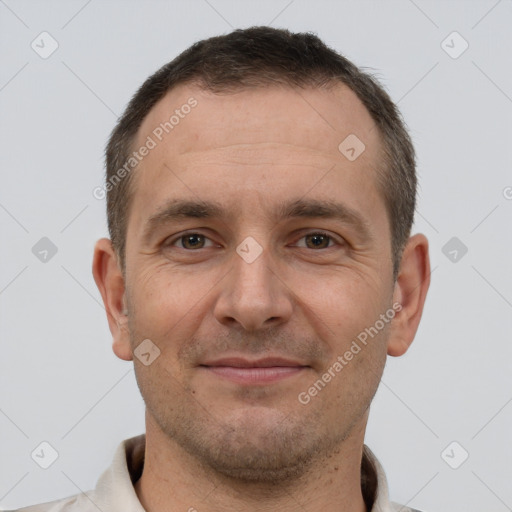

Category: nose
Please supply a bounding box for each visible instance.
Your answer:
[212,241,293,332]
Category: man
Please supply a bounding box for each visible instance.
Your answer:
[14,26,430,512]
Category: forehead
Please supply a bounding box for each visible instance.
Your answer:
[135,82,380,159]
[128,82,384,230]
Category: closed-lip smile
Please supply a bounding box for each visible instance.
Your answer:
[200,356,310,385]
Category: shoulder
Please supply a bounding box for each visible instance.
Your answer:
[390,502,427,512]
[4,434,144,512]
[4,492,98,512]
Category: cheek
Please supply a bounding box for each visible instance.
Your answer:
[130,266,191,340]
[132,262,223,354]
[319,275,391,404]
[295,267,389,353]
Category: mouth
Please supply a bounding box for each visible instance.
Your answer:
[199,357,310,385]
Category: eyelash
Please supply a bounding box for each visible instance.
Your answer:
[165,231,343,250]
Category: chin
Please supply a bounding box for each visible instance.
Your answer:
[170,407,337,484]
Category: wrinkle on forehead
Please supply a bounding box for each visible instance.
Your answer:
[134,83,381,160]
[173,142,340,169]
[128,84,385,235]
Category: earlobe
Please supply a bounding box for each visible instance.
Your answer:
[92,238,133,361]
[387,233,431,357]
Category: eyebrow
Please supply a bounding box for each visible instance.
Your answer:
[142,197,373,243]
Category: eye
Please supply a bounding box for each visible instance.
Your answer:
[168,233,216,250]
[294,232,339,249]
[165,231,342,251]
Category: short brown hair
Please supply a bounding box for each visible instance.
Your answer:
[105,26,416,281]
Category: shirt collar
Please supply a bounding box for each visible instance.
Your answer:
[91,434,398,512]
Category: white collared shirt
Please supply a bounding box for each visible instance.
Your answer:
[8,435,423,512]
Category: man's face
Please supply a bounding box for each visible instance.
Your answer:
[121,83,396,480]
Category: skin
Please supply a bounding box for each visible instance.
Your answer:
[93,83,430,512]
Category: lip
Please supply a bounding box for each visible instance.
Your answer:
[200,357,309,385]
[201,357,306,368]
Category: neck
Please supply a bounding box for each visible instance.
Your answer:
[135,412,370,512]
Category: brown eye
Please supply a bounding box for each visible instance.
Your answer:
[177,234,207,249]
[304,233,333,249]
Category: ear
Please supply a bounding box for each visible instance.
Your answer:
[387,233,430,357]
[92,238,133,361]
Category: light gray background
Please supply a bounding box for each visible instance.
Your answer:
[1,1,511,511]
